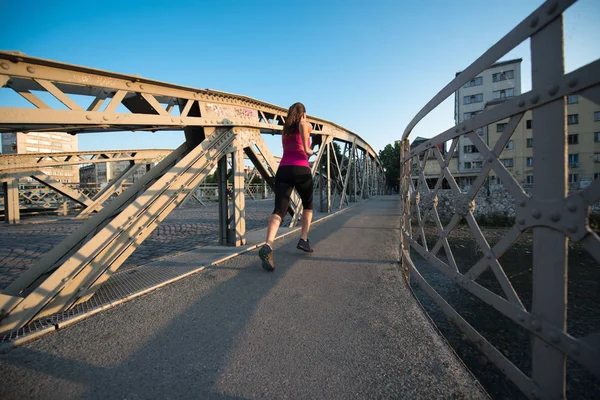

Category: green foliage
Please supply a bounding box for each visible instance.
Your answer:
[379,141,401,190]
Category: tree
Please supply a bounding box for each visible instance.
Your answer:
[379,141,401,191]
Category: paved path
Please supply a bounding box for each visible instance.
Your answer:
[0,197,487,399]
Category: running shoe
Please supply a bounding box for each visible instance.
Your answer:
[297,238,314,253]
[259,244,275,271]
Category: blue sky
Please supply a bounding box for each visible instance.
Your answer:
[1,0,598,156]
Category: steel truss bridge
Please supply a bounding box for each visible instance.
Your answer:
[399,0,599,398]
[0,48,385,340]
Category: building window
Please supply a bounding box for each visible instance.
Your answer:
[594,153,600,163]
[526,157,533,167]
[497,123,506,133]
[568,133,579,145]
[464,162,472,169]
[568,154,579,167]
[464,93,483,104]
[492,70,515,82]
[463,145,479,153]
[568,174,578,184]
[476,128,484,136]
[567,114,579,125]
[526,138,533,148]
[493,88,515,100]
[567,95,578,104]
[500,158,514,167]
[595,173,600,180]
[595,111,600,121]
[464,77,483,88]
[473,161,483,169]
[505,140,514,150]
[526,120,532,129]
[526,175,534,185]
[464,111,481,120]
[595,132,600,142]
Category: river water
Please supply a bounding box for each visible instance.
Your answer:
[408,224,599,399]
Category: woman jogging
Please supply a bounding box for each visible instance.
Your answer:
[259,102,314,271]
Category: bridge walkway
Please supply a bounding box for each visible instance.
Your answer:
[0,197,487,399]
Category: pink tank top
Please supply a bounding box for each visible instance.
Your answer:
[279,131,310,168]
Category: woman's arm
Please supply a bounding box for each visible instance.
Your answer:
[300,120,313,157]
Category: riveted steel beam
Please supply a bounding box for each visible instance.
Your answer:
[0,149,171,175]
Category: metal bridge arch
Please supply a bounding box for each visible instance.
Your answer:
[0,52,385,335]
[399,0,599,398]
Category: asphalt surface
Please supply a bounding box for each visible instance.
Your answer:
[0,197,488,399]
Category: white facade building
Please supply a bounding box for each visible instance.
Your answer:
[454,58,522,187]
[1,131,80,183]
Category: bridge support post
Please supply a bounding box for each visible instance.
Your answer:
[326,142,331,212]
[217,145,246,247]
[530,15,567,399]
[400,139,410,282]
[218,154,229,246]
[230,145,246,246]
[2,179,20,224]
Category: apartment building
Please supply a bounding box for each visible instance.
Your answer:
[454,58,522,187]
[1,131,79,183]
[484,93,600,190]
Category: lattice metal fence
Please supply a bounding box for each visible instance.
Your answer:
[399,1,599,398]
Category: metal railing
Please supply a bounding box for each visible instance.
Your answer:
[399,0,599,398]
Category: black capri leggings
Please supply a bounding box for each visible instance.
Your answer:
[272,166,314,219]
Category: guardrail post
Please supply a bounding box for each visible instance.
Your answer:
[530,14,567,399]
[2,179,20,224]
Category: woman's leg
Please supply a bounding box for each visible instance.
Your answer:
[265,214,282,247]
[300,210,313,241]
[266,167,293,247]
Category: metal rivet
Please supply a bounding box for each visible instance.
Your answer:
[86,115,92,121]
[532,209,541,219]
[180,118,184,124]
[518,200,526,207]
[487,156,494,163]
[548,85,559,96]
[455,129,459,133]
[0,63,9,70]
[550,212,560,222]
[487,254,492,260]
[193,93,197,98]
[548,332,560,344]
[126,82,132,87]
[568,78,578,88]
[517,314,525,323]
[171,117,176,123]
[531,389,541,400]
[462,126,466,131]
[531,95,540,104]
[139,84,144,90]
[567,225,577,233]
[102,116,108,121]
[531,319,541,331]
[26,66,35,73]
[518,218,526,225]
[530,16,539,28]
[547,2,558,14]
[567,203,577,212]
[518,100,525,107]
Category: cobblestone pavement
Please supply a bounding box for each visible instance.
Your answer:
[0,200,287,290]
